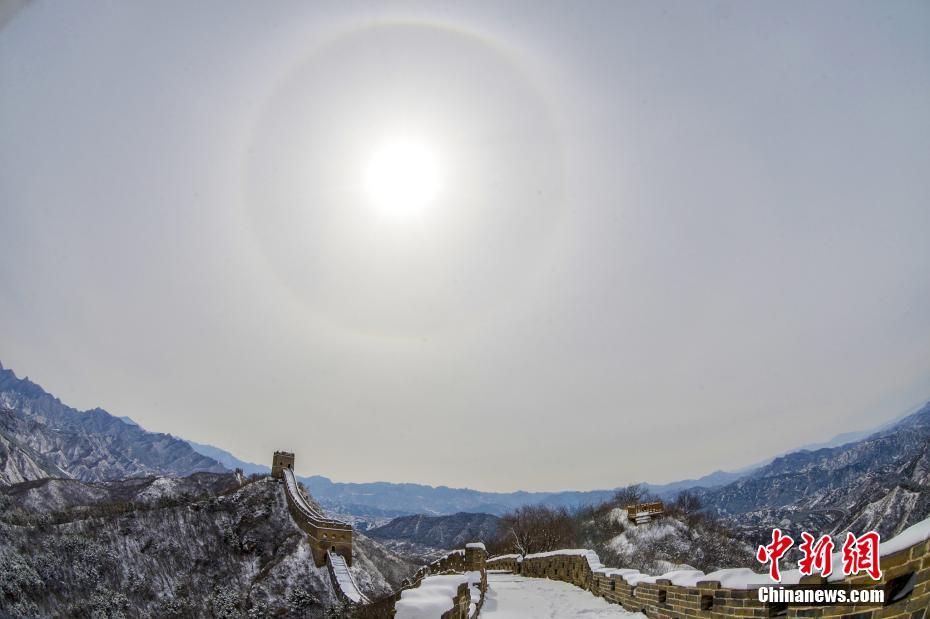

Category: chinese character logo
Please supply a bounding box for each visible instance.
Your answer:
[842,531,882,580]
[758,529,883,582]
[756,528,794,582]
[798,532,834,577]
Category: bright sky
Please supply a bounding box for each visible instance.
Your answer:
[1,1,929,492]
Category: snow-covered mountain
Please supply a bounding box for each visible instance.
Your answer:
[368,512,501,549]
[0,362,226,485]
[179,406,903,529]
[183,438,753,520]
[0,472,416,617]
[301,469,761,520]
[366,512,502,561]
[6,355,926,573]
[184,439,269,476]
[181,439,618,518]
[575,502,755,576]
[698,401,930,543]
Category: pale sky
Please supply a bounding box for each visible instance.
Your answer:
[1,1,929,492]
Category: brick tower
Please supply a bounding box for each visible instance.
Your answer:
[271,451,295,478]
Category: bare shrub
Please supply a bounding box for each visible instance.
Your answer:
[490,505,577,556]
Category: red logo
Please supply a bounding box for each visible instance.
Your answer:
[842,531,882,581]
[758,529,883,582]
[756,528,794,582]
[798,532,835,577]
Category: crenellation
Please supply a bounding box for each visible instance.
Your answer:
[486,525,930,618]
[355,546,487,618]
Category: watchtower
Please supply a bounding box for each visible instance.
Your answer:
[627,500,665,525]
[271,451,295,478]
[273,450,354,567]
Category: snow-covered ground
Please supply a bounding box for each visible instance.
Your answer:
[481,573,646,618]
[395,571,482,619]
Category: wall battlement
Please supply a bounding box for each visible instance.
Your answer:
[487,520,930,618]
[356,546,488,618]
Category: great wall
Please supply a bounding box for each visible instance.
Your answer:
[273,451,368,605]
[273,451,930,617]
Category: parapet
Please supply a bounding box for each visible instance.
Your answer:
[486,517,930,616]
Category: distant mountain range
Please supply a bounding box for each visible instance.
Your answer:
[697,401,930,543]
[179,430,885,522]
[3,357,928,549]
[178,441,755,520]
[367,512,502,549]
[364,512,502,562]
[178,435,763,519]
[183,439,269,476]
[0,362,224,486]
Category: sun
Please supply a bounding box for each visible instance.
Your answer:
[364,139,441,216]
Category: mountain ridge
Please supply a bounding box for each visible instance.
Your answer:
[0,362,226,485]
[182,444,756,519]
[367,511,502,549]
[0,471,416,616]
[697,401,930,543]
[182,417,912,520]
[5,357,927,550]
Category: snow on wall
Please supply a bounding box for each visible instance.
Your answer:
[486,513,930,616]
[282,468,349,529]
[394,574,468,619]
[394,571,481,619]
[354,546,487,618]
[328,551,368,604]
[524,548,604,572]
[501,513,930,590]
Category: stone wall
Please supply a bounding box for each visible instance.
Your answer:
[440,581,475,619]
[354,551,467,618]
[271,450,294,479]
[485,554,520,574]
[356,546,488,618]
[277,456,354,567]
[464,543,488,593]
[487,534,930,618]
[282,488,353,567]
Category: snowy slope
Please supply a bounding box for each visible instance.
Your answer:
[482,573,645,618]
[0,363,226,484]
[699,401,930,542]
[0,473,416,617]
[577,504,754,575]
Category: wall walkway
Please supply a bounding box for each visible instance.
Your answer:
[281,467,353,567]
[486,516,930,617]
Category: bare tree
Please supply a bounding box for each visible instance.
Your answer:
[612,484,648,508]
[673,490,701,515]
[491,505,577,557]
